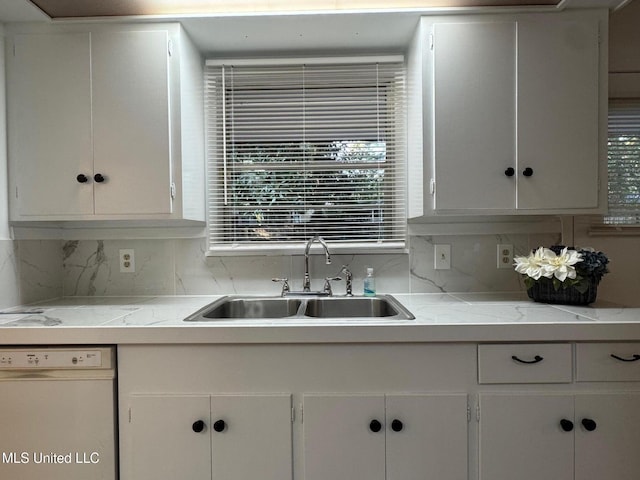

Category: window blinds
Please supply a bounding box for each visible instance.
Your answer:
[205,58,407,252]
[607,99,640,224]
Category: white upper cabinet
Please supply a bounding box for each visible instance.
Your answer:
[6,24,205,223]
[432,21,517,211]
[9,33,94,217]
[410,10,606,216]
[517,17,600,210]
[91,31,172,216]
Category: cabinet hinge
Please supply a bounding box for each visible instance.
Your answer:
[170,182,176,200]
[467,405,471,422]
[15,186,18,199]
[168,39,173,57]
[476,404,480,422]
[13,42,16,57]
[429,33,434,51]
[291,406,295,423]
[128,407,132,424]
[429,178,436,196]
[300,403,304,424]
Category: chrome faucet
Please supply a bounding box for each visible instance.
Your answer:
[303,235,332,292]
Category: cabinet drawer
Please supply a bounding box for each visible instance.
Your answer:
[478,343,572,384]
[576,343,640,382]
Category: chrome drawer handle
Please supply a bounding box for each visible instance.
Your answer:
[511,355,544,364]
[610,354,640,363]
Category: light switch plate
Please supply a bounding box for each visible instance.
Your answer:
[434,244,451,270]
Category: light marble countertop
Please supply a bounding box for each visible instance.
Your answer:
[0,293,638,345]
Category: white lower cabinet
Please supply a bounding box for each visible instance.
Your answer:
[303,393,468,480]
[479,393,640,480]
[128,394,292,480]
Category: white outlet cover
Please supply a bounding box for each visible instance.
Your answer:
[119,249,135,273]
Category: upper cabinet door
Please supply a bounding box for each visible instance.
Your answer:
[517,18,600,210]
[432,21,517,211]
[91,30,173,215]
[10,33,94,216]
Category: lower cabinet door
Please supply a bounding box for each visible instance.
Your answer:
[479,393,574,480]
[127,394,293,480]
[386,394,468,480]
[575,393,640,480]
[129,395,212,480]
[210,394,292,480]
[303,394,386,480]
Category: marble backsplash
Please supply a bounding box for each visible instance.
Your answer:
[9,232,563,304]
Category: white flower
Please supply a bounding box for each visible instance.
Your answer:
[514,246,583,282]
[514,247,546,280]
[540,247,582,282]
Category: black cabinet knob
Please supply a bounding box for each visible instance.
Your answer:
[192,420,206,433]
[581,418,597,432]
[504,167,515,177]
[94,173,105,183]
[369,419,382,433]
[560,419,574,432]
[76,174,89,183]
[391,419,404,432]
[522,167,534,177]
[213,419,226,432]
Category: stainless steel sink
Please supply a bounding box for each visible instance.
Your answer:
[184,297,302,320]
[184,295,414,321]
[304,296,413,319]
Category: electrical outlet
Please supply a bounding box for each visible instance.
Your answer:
[119,249,135,273]
[434,244,451,270]
[497,244,513,269]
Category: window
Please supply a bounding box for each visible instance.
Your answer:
[205,58,407,253]
[607,99,640,224]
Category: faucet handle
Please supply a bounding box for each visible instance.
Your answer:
[271,278,290,296]
[323,276,343,296]
[334,265,353,296]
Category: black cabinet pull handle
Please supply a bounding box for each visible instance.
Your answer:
[611,354,640,362]
[512,355,544,364]
[369,419,382,433]
[504,167,515,177]
[192,420,206,433]
[560,419,574,432]
[581,418,597,432]
[522,167,534,177]
[213,419,226,432]
[94,173,105,183]
[391,419,404,432]
[76,174,89,183]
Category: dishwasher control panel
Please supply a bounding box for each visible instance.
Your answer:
[0,349,104,369]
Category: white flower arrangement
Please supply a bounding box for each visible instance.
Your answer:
[514,245,609,294]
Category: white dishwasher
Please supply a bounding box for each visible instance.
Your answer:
[0,347,117,480]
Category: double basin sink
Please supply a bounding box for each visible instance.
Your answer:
[184,295,415,321]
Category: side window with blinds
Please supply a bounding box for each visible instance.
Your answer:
[205,58,407,252]
[607,99,640,224]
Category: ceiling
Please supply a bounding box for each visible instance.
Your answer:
[0,0,633,22]
[0,0,634,55]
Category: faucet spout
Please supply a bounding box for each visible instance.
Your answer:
[303,235,332,292]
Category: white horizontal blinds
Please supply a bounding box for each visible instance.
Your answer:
[607,99,640,224]
[206,59,406,250]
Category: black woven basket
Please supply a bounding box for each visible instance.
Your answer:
[527,277,598,305]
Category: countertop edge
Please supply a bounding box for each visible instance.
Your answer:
[3,322,640,345]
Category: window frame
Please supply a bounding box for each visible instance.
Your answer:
[204,56,408,255]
